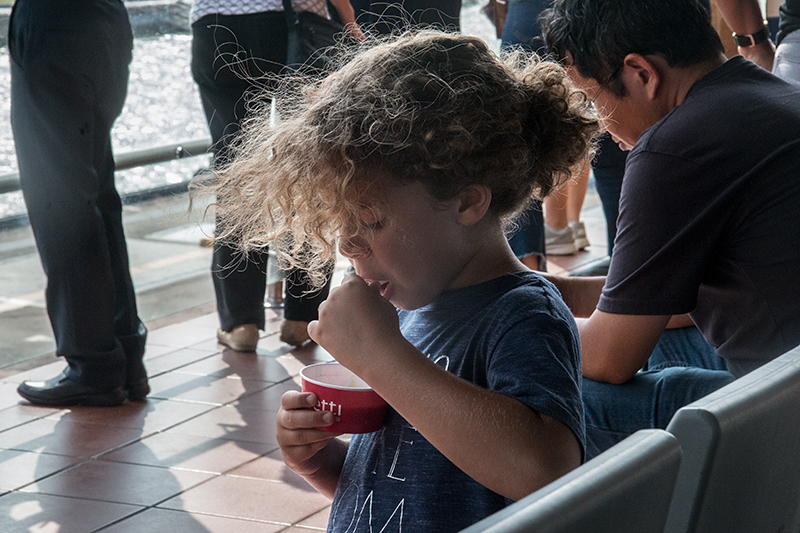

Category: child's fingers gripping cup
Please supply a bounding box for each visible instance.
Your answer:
[300,362,388,434]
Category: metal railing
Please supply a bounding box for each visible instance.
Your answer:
[0,138,212,195]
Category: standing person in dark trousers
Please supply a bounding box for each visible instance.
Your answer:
[191,0,361,351]
[591,133,626,256]
[499,0,626,264]
[362,0,460,34]
[343,0,460,35]
[10,0,148,406]
[499,0,549,270]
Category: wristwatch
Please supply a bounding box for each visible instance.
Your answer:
[732,24,770,47]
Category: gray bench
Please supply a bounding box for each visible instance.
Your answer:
[664,343,800,533]
[461,343,800,533]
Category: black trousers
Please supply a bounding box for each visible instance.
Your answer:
[348,0,461,34]
[191,13,331,331]
[9,0,145,387]
[592,133,627,256]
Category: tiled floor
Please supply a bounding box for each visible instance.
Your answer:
[0,309,337,532]
[0,200,610,532]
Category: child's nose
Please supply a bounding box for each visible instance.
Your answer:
[338,235,372,259]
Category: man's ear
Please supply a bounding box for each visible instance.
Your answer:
[621,53,661,100]
[456,184,492,226]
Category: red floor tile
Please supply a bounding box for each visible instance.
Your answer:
[226,449,310,488]
[146,322,218,349]
[0,449,82,491]
[182,313,223,330]
[0,417,144,458]
[164,405,279,447]
[282,343,336,368]
[0,491,141,532]
[144,347,220,376]
[43,399,215,434]
[2,361,65,385]
[101,508,285,532]
[158,474,330,525]
[0,403,62,433]
[142,342,182,361]
[295,507,333,529]
[146,372,271,406]
[30,459,215,506]
[0,381,26,405]
[102,431,275,474]
[232,380,300,413]
[174,349,296,383]
[186,336,230,353]
[264,308,285,336]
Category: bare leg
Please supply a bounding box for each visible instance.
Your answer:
[566,165,591,222]
[544,165,592,254]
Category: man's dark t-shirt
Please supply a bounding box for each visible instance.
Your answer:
[599,57,800,374]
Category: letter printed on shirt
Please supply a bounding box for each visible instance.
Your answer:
[340,489,405,533]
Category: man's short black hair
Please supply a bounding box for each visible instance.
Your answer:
[541,0,725,96]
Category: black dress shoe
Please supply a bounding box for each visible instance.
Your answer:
[126,374,150,402]
[121,322,150,402]
[17,369,127,407]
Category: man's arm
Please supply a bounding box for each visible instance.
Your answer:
[543,272,676,383]
[715,0,776,70]
[577,311,671,383]
[540,273,605,318]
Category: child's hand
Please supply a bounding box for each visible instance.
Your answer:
[307,274,406,373]
[276,391,342,477]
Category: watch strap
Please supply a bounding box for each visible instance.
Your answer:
[732,24,770,47]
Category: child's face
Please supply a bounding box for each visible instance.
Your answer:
[338,180,472,311]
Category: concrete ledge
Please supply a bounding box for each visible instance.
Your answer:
[126,0,191,37]
[0,7,8,47]
[0,0,191,49]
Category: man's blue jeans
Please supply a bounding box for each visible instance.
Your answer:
[774,31,800,84]
[583,326,736,459]
[500,0,549,52]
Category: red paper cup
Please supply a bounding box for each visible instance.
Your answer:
[300,362,388,434]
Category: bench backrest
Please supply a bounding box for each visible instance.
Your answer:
[664,344,800,533]
[460,429,682,533]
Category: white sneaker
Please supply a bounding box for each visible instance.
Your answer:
[570,221,590,250]
[545,224,578,255]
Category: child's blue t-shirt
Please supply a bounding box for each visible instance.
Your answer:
[326,271,584,533]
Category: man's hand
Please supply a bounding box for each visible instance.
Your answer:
[738,39,776,71]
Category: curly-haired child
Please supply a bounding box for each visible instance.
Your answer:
[210,30,599,532]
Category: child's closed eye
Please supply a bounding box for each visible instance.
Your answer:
[364,219,385,230]
[358,207,386,231]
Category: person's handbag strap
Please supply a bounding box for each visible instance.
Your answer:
[282,0,299,32]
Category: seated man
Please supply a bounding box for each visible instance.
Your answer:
[540,0,800,458]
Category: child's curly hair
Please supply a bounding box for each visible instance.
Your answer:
[203,30,599,286]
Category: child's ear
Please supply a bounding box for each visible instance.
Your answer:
[456,184,492,226]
